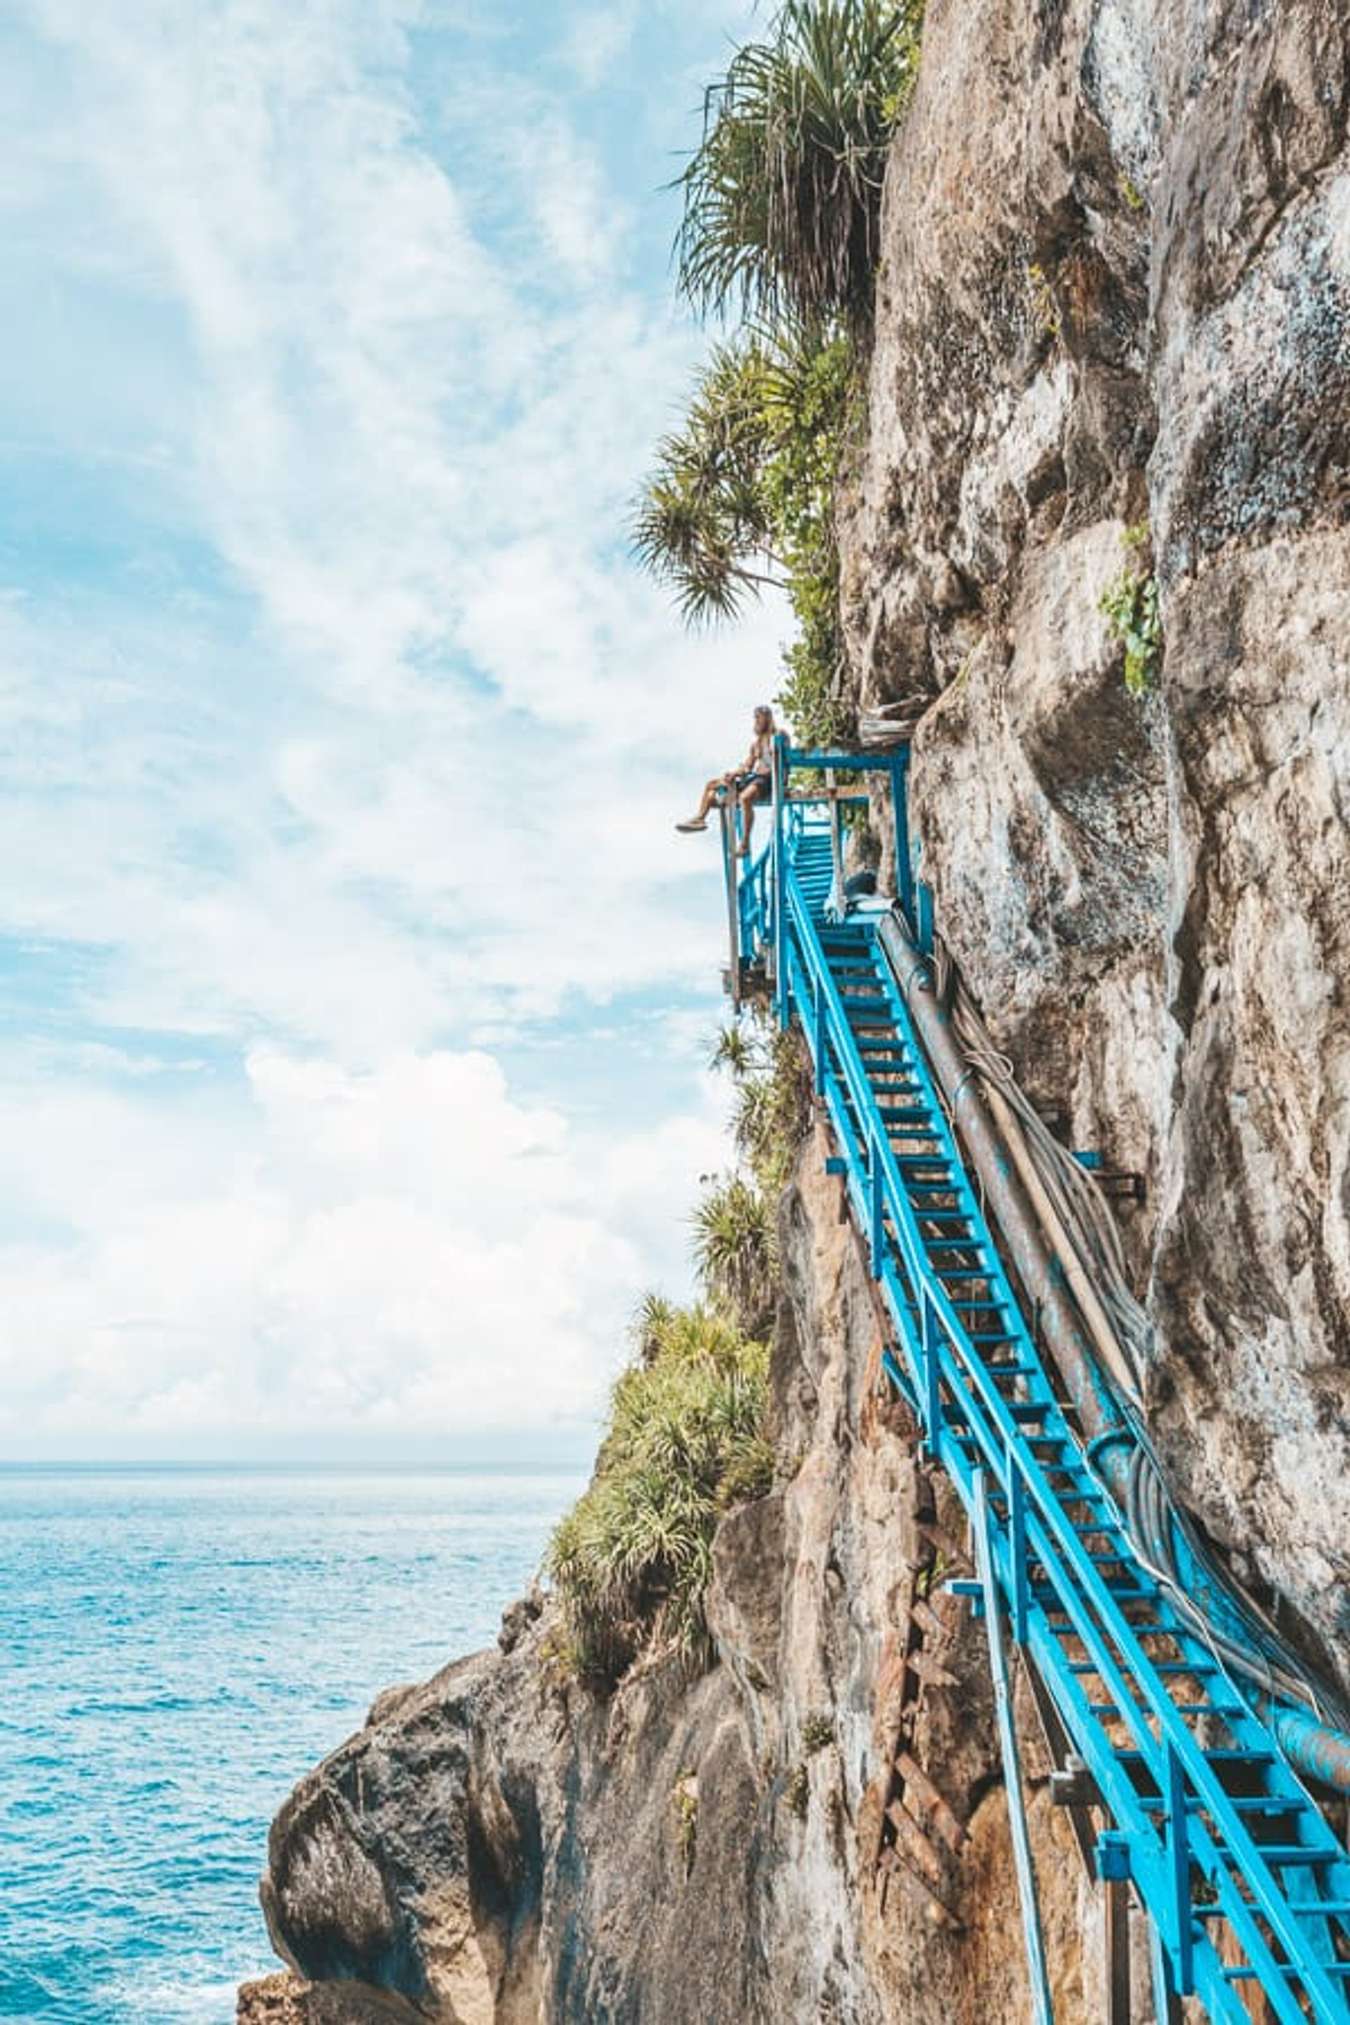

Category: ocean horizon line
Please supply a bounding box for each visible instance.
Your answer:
[0,1454,594,1476]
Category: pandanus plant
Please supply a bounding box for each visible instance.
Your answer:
[673,0,922,331]
[548,1306,772,1683]
[630,324,854,626]
[692,1175,778,1335]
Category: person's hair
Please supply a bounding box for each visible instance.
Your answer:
[753,704,775,730]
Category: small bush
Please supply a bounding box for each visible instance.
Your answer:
[548,1306,773,1688]
[801,1711,834,1753]
[632,1290,678,1367]
[692,1018,812,1337]
[693,1175,778,1333]
[1101,526,1162,695]
[672,1772,699,1876]
[1025,259,1060,343]
[784,1762,811,1818]
[727,1023,813,1195]
[714,1014,812,1185]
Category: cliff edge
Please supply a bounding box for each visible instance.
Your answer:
[241,0,1350,2017]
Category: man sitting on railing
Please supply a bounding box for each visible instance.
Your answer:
[676,705,775,856]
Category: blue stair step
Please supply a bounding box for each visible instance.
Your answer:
[1119,1747,1277,1767]
[1140,1794,1296,1817]
[1223,1963,1350,1981]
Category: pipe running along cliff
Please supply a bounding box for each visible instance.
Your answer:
[877,905,1350,1793]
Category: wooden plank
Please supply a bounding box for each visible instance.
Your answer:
[908,1649,960,1690]
[867,1567,919,1875]
[895,1750,968,1855]
[1023,1655,1098,1877]
[858,706,924,750]
[877,1845,963,1930]
[885,1799,948,1891]
[1105,1876,1131,2025]
[910,1596,949,1642]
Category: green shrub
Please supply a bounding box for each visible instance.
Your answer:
[1025,259,1060,343]
[802,1710,834,1753]
[784,1762,811,1818]
[1100,524,1162,694]
[725,1023,813,1195]
[548,1306,773,1687]
[674,0,924,330]
[631,327,856,745]
[632,1290,678,1367]
[686,1021,812,1345]
[672,1773,699,1876]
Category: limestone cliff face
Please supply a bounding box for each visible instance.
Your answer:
[241,4,1350,2019]
[844,0,1350,1672]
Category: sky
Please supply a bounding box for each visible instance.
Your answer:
[0,0,788,1464]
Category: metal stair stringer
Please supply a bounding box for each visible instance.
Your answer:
[768,814,1350,2024]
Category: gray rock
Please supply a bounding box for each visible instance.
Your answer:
[846,0,1350,1672]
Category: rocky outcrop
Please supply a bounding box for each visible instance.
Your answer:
[242,1133,1104,2024]
[843,0,1350,1672]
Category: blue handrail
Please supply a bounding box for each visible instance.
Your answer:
[734,783,1350,2023]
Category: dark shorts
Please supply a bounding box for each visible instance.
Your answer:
[735,771,771,802]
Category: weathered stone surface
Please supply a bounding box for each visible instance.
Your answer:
[1151,529,1350,1654]
[236,1969,404,2023]
[845,0,1350,1669]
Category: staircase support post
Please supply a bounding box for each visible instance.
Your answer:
[973,1467,1055,2025]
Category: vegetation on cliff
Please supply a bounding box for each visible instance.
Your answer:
[550,1019,809,1687]
[695,1016,811,1329]
[563,0,910,1681]
[634,0,923,742]
[673,0,922,331]
[633,328,856,742]
[1100,522,1162,694]
[548,1306,772,1683]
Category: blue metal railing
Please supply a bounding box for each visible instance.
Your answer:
[733,765,1350,2023]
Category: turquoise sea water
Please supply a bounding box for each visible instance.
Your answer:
[0,1466,582,2025]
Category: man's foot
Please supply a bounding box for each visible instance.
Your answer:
[734,844,750,858]
[675,819,708,833]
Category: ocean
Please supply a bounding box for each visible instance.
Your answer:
[0,1465,583,2025]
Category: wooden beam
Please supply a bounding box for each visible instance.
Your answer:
[1105,1875,1131,2025]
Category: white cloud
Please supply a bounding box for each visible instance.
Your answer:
[559,6,637,90]
[0,1044,729,1451]
[0,0,782,1451]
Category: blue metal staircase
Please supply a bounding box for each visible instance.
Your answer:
[737,764,1350,2022]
